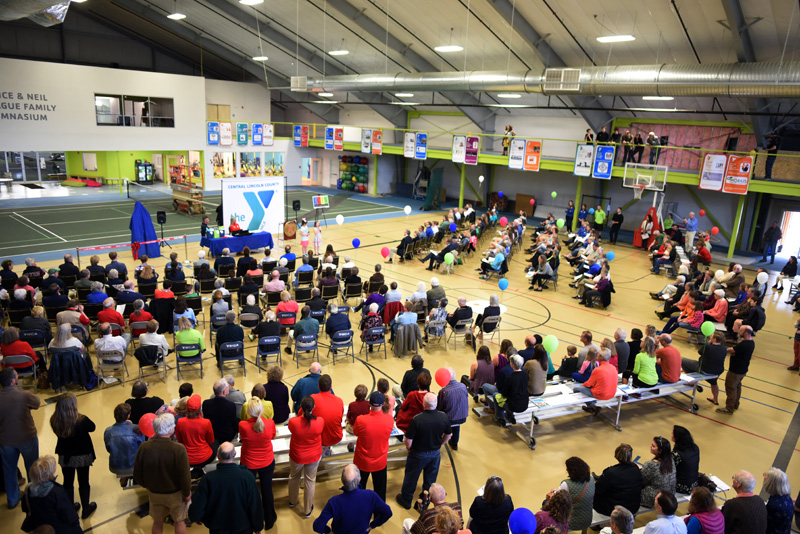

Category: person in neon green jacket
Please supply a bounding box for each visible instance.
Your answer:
[593,205,607,241]
[632,337,659,388]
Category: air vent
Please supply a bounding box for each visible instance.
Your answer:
[290,76,308,92]
[543,68,581,92]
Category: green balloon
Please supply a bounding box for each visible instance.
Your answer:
[700,321,715,337]
[556,218,565,228]
[444,252,454,265]
[551,191,557,199]
[542,334,559,354]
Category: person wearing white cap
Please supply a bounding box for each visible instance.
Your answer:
[646,131,661,164]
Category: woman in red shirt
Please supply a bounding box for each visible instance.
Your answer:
[128,300,153,337]
[276,291,299,326]
[1,326,41,371]
[395,372,431,432]
[288,396,324,518]
[239,397,277,530]
[175,395,216,478]
[229,217,241,234]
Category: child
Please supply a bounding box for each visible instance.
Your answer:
[346,384,370,433]
[572,347,598,383]
[313,220,322,255]
[299,218,310,256]
[377,378,396,414]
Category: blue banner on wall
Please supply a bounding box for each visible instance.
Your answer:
[415,133,428,160]
[325,127,334,150]
[207,122,220,145]
[293,125,302,147]
[252,123,263,146]
[592,145,615,180]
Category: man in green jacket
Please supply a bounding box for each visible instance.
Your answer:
[593,205,606,241]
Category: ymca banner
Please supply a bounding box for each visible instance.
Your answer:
[251,123,263,146]
[723,155,752,195]
[371,130,383,155]
[699,154,726,191]
[523,140,542,171]
[222,177,285,233]
[263,123,274,146]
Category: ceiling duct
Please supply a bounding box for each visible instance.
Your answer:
[0,0,70,27]
[293,61,800,99]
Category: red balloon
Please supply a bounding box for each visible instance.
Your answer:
[139,413,156,438]
[435,368,451,388]
[699,209,706,217]
[380,246,390,258]
[499,217,508,227]
[711,226,719,235]
[530,199,536,205]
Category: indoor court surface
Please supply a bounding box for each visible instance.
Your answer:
[1,207,799,534]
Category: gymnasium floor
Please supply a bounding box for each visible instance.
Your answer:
[1,198,799,534]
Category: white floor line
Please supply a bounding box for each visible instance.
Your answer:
[12,212,67,242]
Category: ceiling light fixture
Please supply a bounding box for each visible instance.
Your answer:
[596,34,635,43]
[239,0,264,4]
[70,0,88,3]
[497,93,522,98]
[316,100,339,104]
[167,0,185,19]
[318,92,335,97]
[642,96,674,101]
[328,50,349,56]
[394,93,414,98]
[391,102,422,106]
[488,104,529,108]
[435,27,463,53]
[252,55,268,61]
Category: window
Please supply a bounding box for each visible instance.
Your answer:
[95,94,174,127]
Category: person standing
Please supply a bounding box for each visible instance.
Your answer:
[395,393,453,510]
[50,393,97,519]
[202,379,239,445]
[621,131,634,164]
[764,134,779,180]
[291,362,322,412]
[647,132,661,164]
[760,221,782,264]
[717,326,755,415]
[0,368,42,509]
[313,464,393,534]
[188,442,264,534]
[501,125,515,156]
[307,374,344,453]
[353,392,395,502]
[683,212,699,250]
[609,208,624,245]
[584,129,594,144]
[722,470,767,534]
[436,368,469,451]
[288,396,325,518]
[632,133,644,163]
[239,397,278,530]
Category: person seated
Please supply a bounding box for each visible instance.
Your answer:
[420,238,460,271]
[138,319,169,361]
[651,241,677,274]
[318,267,339,291]
[656,284,694,320]
[229,216,241,235]
[401,484,462,534]
[655,334,682,383]
[86,255,107,279]
[22,258,46,289]
[302,287,325,311]
[172,296,197,328]
[138,265,159,286]
[385,282,402,303]
[175,394,218,479]
[1,326,43,371]
[126,379,165,424]
[175,316,205,357]
[115,280,144,304]
[359,303,383,351]
[632,337,659,390]
[293,256,315,287]
[97,297,125,329]
[241,382,275,421]
[479,244,506,279]
[593,444,642,517]
[572,349,617,415]
[275,291,299,327]
[661,296,704,335]
[245,259,262,280]
[20,455,82,532]
[9,288,33,311]
[485,354,528,424]
[264,270,286,293]
[774,256,798,291]
[682,487,723,534]
[215,310,244,362]
[104,403,145,487]
[722,264,745,299]
[213,278,230,296]
[94,322,131,360]
[73,269,93,291]
[389,300,418,341]
[239,294,262,320]
[19,306,52,345]
[0,258,17,287]
[251,310,281,341]
[642,490,684,533]
[287,305,319,355]
[325,302,351,339]
[165,261,186,282]
[639,437,676,508]
[354,285,387,314]
[426,277,446,308]
[211,289,229,317]
[41,283,68,309]
[85,281,108,304]
[447,297,472,328]
[240,275,259,298]
[106,268,125,292]
[362,264,384,294]
[194,250,216,276]
[424,298,449,343]
[345,384,370,433]
[213,248,235,274]
[572,347,599,383]
[387,231,414,263]
[264,365,290,424]
[467,476,514,534]
[528,256,554,291]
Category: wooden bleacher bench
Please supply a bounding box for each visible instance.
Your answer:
[472,372,717,450]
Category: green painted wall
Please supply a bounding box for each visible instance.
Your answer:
[65,150,194,181]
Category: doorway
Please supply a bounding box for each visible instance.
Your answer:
[301,157,322,186]
[780,211,800,259]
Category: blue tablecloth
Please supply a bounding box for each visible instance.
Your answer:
[201,232,275,256]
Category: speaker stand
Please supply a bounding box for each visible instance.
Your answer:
[159,223,171,249]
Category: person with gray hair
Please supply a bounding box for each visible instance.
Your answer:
[134,413,192,534]
[402,482,463,534]
[717,325,755,415]
[613,328,630,373]
[264,269,286,293]
[722,469,767,533]
[447,296,473,328]
[655,333,682,384]
[188,442,264,533]
[485,353,529,426]
[573,348,618,415]
[763,467,794,534]
[213,278,229,296]
[193,249,215,275]
[94,321,131,361]
[213,247,235,274]
[291,363,323,412]
[214,309,244,364]
[436,367,469,451]
[10,288,32,310]
[325,300,351,340]
[313,464,392,534]
[221,375,246,415]
[396,393,453,510]
[599,505,634,534]
[86,280,108,304]
[115,280,144,304]
[202,380,238,443]
[472,294,501,339]
[426,277,446,307]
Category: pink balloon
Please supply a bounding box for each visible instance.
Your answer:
[139,413,156,438]
[530,199,536,205]
[470,236,477,245]
[499,217,508,227]
[380,246,390,258]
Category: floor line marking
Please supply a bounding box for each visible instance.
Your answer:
[11,212,67,242]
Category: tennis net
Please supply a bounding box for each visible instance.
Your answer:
[127,181,219,216]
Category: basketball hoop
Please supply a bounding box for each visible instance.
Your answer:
[633,184,646,200]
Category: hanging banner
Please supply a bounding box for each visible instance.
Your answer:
[403,132,416,158]
[361,129,372,153]
[465,136,480,165]
[371,130,383,155]
[300,125,309,147]
[251,123,263,146]
[722,155,753,195]
[236,123,248,146]
[573,143,594,177]
[523,139,542,172]
[415,133,428,160]
[293,125,302,147]
[452,135,466,163]
[592,145,615,180]
[508,138,525,169]
[334,127,344,151]
[207,121,220,145]
[219,122,233,146]
[264,123,274,146]
[325,127,334,150]
[699,154,726,191]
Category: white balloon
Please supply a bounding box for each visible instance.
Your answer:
[714,269,724,280]
[478,175,485,183]
[756,272,769,284]
[404,205,412,215]
[336,214,344,226]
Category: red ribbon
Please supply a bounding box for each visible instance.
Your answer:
[131,242,141,260]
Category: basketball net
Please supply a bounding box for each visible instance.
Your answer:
[633,184,646,200]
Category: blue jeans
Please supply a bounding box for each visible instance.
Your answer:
[653,258,671,272]
[572,385,596,405]
[482,383,501,417]
[1,437,39,506]
[765,156,776,179]
[762,241,777,263]
[400,450,441,505]
[449,418,467,447]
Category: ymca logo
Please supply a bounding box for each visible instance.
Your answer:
[243,190,275,231]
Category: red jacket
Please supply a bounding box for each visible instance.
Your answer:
[1,340,39,369]
[582,361,618,400]
[288,416,324,464]
[353,410,395,472]
[175,417,214,465]
[238,416,276,469]
[98,308,125,328]
[395,390,427,432]
[308,391,344,446]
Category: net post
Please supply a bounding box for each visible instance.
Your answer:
[184,235,188,261]
[76,247,81,268]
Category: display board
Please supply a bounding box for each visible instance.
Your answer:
[723,155,752,195]
[334,127,344,151]
[524,140,542,171]
[699,154,727,191]
[252,123,264,146]
[592,145,615,179]
[371,130,382,155]
[207,121,220,145]
[220,122,233,146]
[361,129,372,153]
[465,136,480,165]
[325,127,334,150]
[404,132,416,158]
[574,143,594,176]
[312,195,330,209]
[222,177,285,233]
[236,123,248,146]
[452,135,466,163]
[508,139,525,169]
[415,133,428,160]
[263,123,274,146]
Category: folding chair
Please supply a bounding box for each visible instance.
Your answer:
[327,329,355,364]
[278,272,290,286]
[130,322,150,348]
[19,329,48,366]
[185,295,204,329]
[425,320,447,347]
[70,325,90,346]
[45,306,66,325]
[294,333,319,368]
[277,311,297,330]
[285,259,296,272]
[8,308,32,327]
[265,291,282,308]
[209,314,227,348]
[360,327,387,360]
[477,316,502,346]
[89,272,107,284]
[219,341,246,376]
[239,313,260,329]
[296,270,314,287]
[310,308,326,333]
[83,303,103,322]
[175,343,204,380]
[96,349,128,386]
[172,280,188,297]
[224,277,242,293]
[341,283,362,309]
[218,264,235,278]
[321,285,339,302]
[77,287,92,302]
[261,260,277,274]
[483,259,508,281]
[139,283,157,300]
[60,275,77,289]
[257,336,282,371]
[199,278,218,294]
[294,287,312,303]
[340,267,353,280]
[447,318,474,350]
[134,345,167,382]
[3,356,37,392]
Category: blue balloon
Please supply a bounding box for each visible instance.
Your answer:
[498,191,504,198]
[352,238,360,248]
[607,251,615,261]
[449,222,457,232]
[498,278,509,291]
[588,208,595,214]
[508,507,536,534]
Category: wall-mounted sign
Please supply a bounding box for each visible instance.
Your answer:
[207,121,219,145]
[415,133,427,160]
[465,136,480,165]
[699,154,727,191]
[251,123,263,146]
[371,130,383,155]
[592,145,615,180]
[404,132,416,158]
[574,143,594,177]
[236,123,248,145]
[219,122,233,146]
[523,140,542,172]
[334,127,344,151]
[723,155,752,195]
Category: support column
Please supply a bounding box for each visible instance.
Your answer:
[747,193,763,250]
[372,154,379,196]
[727,195,746,259]
[572,177,583,232]
[458,163,466,209]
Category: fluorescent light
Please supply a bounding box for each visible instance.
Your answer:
[167,12,186,19]
[394,93,414,98]
[316,100,339,104]
[391,102,422,106]
[70,0,88,3]
[239,0,263,4]
[642,96,674,101]
[434,45,463,52]
[252,55,269,61]
[489,104,529,108]
[596,34,635,43]
[328,50,349,56]
[317,92,335,97]
[497,93,522,99]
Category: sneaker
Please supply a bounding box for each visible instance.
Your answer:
[304,505,314,518]
[715,407,733,414]
[788,366,800,371]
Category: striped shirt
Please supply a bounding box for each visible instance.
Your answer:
[437,380,469,421]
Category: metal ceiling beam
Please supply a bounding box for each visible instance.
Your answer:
[115,0,339,122]
[326,0,496,133]
[721,0,772,141]
[487,0,613,132]
[198,0,407,128]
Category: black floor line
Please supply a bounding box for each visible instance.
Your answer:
[763,398,800,498]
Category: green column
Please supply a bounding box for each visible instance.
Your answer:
[372,154,379,195]
[459,163,466,209]
[727,195,746,259]
[572,177,583,232]
[747,193,762,250]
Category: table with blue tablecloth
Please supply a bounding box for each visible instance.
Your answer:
[201,232,275,256]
